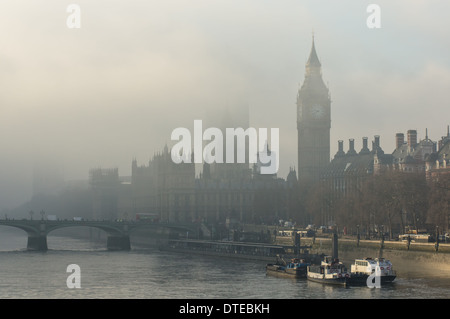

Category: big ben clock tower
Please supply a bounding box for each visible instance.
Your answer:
[297,36,331,182]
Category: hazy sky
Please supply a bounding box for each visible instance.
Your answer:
[1,0,449,209]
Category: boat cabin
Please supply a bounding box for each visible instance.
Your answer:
[350,257,394,276]
[309,256,348,275]
[307,256,350,285]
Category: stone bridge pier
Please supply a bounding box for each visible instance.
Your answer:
[106,235,131,251]
[27,235,48,251]
[22,222,49,251]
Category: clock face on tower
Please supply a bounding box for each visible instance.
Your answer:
[310,104,325,119]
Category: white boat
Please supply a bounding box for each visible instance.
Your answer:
[349,257,396,285]
[307,256,350,286]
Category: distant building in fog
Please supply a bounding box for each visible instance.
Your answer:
[131,145,195,223]
[90,168,120,220]
[89,140,293,225]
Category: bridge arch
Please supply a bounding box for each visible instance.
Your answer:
[0,225,30,251]
[0,220,132,251]
[0,220,199,251]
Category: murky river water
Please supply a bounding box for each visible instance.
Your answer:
[1,227,449,299]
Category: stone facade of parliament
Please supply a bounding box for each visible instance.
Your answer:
[90,142,299,225]
[89,101,299,224]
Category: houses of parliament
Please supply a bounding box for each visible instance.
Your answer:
[66,37,450,227]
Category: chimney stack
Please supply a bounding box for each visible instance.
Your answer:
[347,138,357,156]
[359,137,370,154]
[372,135,382,154]
[396,133,404,149]
[335,140,345,158]
[407,130,417,148]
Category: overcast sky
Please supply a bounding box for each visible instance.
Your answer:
[0,1,449,209]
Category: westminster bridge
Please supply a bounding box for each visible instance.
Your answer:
[0,219,198,251]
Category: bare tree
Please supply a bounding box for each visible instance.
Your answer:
[427,173,450,231]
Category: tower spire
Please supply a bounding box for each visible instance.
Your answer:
[306,33,321,68]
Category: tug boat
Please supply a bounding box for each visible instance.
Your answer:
[266,257,310,278]
[306,256,350,286]
[349,257,396,286]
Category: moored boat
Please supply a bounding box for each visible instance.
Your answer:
[266,257,310,278]
[348,257,396,286]
[307,256,350,286]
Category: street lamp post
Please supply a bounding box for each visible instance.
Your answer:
[356,224,360,247]
[435,226,440,252]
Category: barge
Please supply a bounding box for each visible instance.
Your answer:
[160,239,324,263]
[159,239,289,261]
[266,257,310,278]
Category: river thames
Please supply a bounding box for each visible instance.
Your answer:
[1,227,450,299]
